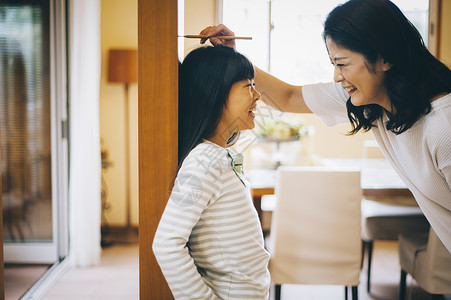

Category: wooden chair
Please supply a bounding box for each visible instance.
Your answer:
[361,199,430,292]
[360,141,430,293]
[398,228,451,300]
[267,166,362,300]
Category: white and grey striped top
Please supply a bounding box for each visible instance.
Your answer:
[153,141,270,299]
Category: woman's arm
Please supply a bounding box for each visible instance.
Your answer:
[255,67,311,114]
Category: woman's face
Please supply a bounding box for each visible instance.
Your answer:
[326,37,392,111]
[216,79,260,140]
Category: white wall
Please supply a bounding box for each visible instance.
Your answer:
[100,0,138,227]
[184,0,217,55]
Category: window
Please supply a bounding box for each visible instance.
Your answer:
[222,0,429,85]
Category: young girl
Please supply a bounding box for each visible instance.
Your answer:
[152,45,270,299]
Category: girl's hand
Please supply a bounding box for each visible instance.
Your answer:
[199,24,236,48]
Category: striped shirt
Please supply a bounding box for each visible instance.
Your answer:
[303,82,451,252]
[153,141,270,299]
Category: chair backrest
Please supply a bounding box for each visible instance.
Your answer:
[415,228,451,293]
[268,166,362,286]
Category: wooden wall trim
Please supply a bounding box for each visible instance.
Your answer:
[138,0,178,299]
[428,0,442,57]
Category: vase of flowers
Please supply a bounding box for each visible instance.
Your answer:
[257,118,308,141]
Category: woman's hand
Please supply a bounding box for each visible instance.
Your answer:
[199,24,236,48]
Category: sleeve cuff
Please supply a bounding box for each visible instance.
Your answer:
[303,82,349,127]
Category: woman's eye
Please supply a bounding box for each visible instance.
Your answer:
[331,62,345,68]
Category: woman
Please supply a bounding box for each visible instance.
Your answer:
[200,0,451,252]
[153,45,270,299]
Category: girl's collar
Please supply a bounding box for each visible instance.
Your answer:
[202,139,230,149]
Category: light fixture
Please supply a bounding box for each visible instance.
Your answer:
[107,49,138,242]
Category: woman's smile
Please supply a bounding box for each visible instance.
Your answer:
[344,85,357,94]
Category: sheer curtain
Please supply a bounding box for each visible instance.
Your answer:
[68,0,101,267]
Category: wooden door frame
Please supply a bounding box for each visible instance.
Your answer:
[138,0,178,298]
[429,0,442,57]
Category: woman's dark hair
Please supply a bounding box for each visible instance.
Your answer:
[323,0,451,134]
[178,45,254,166]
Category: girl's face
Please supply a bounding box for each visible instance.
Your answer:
[215,79,260,143]
[326,37,392,111]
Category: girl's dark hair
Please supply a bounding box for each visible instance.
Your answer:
[178,45,254,166]
[323,0,451,134]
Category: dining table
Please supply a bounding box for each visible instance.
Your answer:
[246,158,415,222]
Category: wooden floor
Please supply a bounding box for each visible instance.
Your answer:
[4,263,50,300]
[272,240,451,300]
[5,242,139,300]
[5,240,451,299]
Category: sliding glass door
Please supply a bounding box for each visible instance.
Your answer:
[0,0,68,263]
